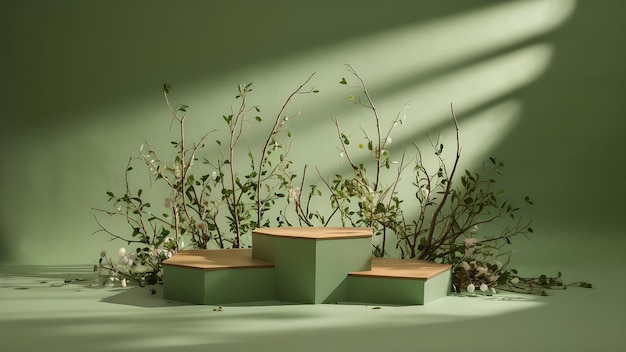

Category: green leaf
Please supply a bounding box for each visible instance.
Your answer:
[339,77,347,85]
[163,83,172,94]
[178,104,189,112]
[255,116,262,122]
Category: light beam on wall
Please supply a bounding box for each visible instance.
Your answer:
[1,0,577,264]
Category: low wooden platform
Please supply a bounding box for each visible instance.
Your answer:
[163,249,274,270]
[349,258,451,279]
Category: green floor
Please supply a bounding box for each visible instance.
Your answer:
[1,259,624,352]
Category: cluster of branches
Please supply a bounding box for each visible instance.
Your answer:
[282,65,537,292]
[92,65,588,294]
[92,74,318,283]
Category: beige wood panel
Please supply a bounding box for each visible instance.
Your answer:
[163,249,274,270]
[349,258,451,279]
[252,227,372,240]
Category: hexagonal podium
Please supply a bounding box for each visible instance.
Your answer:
[252,227,373,304]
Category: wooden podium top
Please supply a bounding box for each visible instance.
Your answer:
[349,258,451,279]
[163,249,274,270]
[252,227,373,240]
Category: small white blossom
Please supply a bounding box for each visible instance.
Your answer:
[476,266,489,277]
[118,247,126,258]
[510,277,520,285]
[121,279,127,288]
[460,261,471,271]
[480,283,488,292]
[464,238,478,248]
[211,171,218,180]
[469,225,479,234]
[467,284,476,293]
[339,152,345,162]
[288,185,300,200]
[490,287,497,294]
[385,137,392,146]
[100,250,107,258]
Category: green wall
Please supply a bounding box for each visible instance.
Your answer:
[1,0,624,268]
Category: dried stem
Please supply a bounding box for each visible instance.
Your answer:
[419,103,461,260]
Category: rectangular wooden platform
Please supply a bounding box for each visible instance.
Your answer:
[347,258,451,305]
[349,258,451,279]
[163,249,274,270]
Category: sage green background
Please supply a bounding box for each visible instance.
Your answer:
[0,0,624,275]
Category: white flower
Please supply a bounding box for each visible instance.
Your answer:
[339,152,345,162]
[121,279,127,288]
[467,284,476,293]
[469,225,479,234]
[211,171,218,180]
[288,185,300,200]
[385,137,392,146]
[476,266,489,277]
[460,261,471,271]
[464,238,478,248]
[510,277,520,285]
[490,287,497,294]
[100,250,107,258]
[118,247,126,258]
[480,283,488,292]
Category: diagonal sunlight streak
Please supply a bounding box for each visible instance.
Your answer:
[308,43,552,178]
[1,0,577,264]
